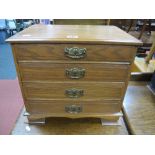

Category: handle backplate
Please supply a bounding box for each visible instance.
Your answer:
[64,47,86,59]
[65,88,84,98]
[65,67,85,79]
[65,105,82,114]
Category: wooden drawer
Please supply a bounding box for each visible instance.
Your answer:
[26,99,121,114]
[19,62,129,82]
[22,82,125,100]
[14,44,136,62]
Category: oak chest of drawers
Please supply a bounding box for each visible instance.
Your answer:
[7,24,142,125]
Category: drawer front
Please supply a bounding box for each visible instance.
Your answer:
[26,100,121,114]
[22,82,125,100]
[14,44,136,62]
[19,62,129,82]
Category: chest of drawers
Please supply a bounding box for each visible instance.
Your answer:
[7,25,142,125]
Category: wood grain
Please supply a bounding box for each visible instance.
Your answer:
[19,62,130,82]
[8,25,140,123]
[6,24,142,45]
[14,44,136,62]
[27,112,122,120]
[22,82,125,100]
[11,108,128,135]
[26,99,121,115]
[123,81,155,134]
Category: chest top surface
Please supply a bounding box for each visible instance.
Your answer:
[6,24,142,46]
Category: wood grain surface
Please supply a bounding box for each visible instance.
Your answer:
[22,82,125,100]
[26,99,121,115]
[27,112,122,120]
[123,81,155,134]
[8,25,141,123]
[6,24,142,45]
[19,62,129,82]
[11,108,128,135]
[14,44,136,62]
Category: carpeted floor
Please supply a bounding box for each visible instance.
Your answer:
[0,43,23,135]
[0,43,16,79]
[0,79,24,134]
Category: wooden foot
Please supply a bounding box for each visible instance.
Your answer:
[100,112,122,126]
[101,118,121,126]
[24,112,45,125]
[26,118,46,125]
[100,116,121,126]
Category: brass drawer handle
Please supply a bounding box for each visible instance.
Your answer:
[65,105,82,114]
[66,67,85,79]
[65,88,84,98]
[64,47,86,59]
